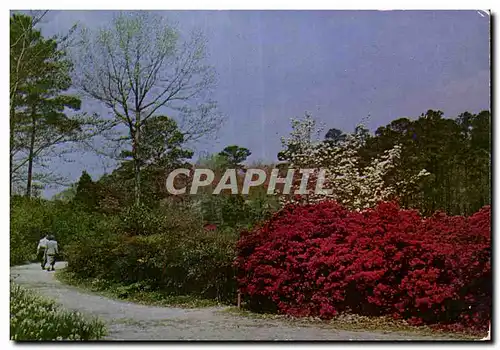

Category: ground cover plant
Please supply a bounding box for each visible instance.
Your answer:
[10,283,107,341]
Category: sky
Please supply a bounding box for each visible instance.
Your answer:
[31,10,490,198]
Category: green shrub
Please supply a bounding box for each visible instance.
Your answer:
[10,197,48,265]
[119,204,164,236]
[10,283,106,341]
[118,202,207,236]
[10,196,118,266]
[65,205,239,302]
[195,194,279,230]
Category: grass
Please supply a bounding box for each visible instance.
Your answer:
[220,307,483,340]
[10,283,107,341]
[56,269,225,309]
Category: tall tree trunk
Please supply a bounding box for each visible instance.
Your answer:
[10,135,14,196]
[25,107,36,198]
[10,153,13,196]
[10,103,16,196]
[132,115,141,206]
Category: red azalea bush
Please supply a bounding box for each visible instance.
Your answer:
[235,201,491,332]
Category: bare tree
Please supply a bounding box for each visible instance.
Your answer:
[72,11,222,205]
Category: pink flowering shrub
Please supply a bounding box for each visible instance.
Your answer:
[235,201,491,332]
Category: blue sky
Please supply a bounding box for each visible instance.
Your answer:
[33,10,490,197]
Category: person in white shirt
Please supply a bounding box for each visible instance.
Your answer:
[44,235,59,271]
[37,235,49,270]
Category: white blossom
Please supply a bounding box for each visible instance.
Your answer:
[278,114,430,210]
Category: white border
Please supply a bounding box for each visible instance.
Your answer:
[4,2,497,10]
[3,2,496,350]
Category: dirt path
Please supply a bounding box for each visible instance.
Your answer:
[10,262,460,341]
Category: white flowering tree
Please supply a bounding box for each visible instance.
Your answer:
[278,114,430,210]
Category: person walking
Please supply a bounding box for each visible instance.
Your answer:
[44,235,59,271]
[37,234,49,270]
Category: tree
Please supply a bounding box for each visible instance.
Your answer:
[137,116,194,169]
[10,13,98,197]
[10,11,48,112]
[218,145,251,168]
[278,113,322,162]
[52,184,77,203]
[73,171,100,210]
[324,128,346,145]
[91,116,194,209]
[19,45,81,197]
[10,13,49,195]
[72,11,222,205]
[361,110,491,215]
[278,114,429,210]
[455,110,491,214]
[123,116,194,205]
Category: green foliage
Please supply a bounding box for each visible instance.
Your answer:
[73,11,220,206]
[138,116,194,168]
[361,110,491,215]
[119,204,167,236]
[51,184,77,203]
[10,13,86,196]
[196,152,231,171]
[324,128,347,144]
[64,205,238,303]
[10,196,45,265]
[193,154,280,228]
[218,145,251,167]
[11,106,491,319]
[57,271,221,308]
[10,195,117,265]
[73,171,100,211]
[10,283,106,341]
[196,194,277,230]
[79,118,194,211]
